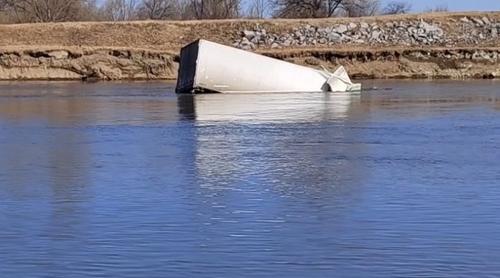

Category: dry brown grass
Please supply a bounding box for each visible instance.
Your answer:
[0,11,498,52]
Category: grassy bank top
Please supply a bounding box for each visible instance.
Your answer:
[0,12,499,52]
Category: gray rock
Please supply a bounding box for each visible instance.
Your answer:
[418,21,436,32]
[334,24,348,34]
[472,18,484,26]
[460,17,471,24]
[360,22,369,29]
[328,32,342,42]
[482,17,491,25]
[371,30,381,41]
[241,43,254,51]
[251,35,260,44]
[348,23,357,30]
[342,35,352,42]
[239,37,256,50]
[48,50,69,59]
[492,28,498,38]
[243,30,256,39]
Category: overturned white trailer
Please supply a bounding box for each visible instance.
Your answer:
[176,39,361,94]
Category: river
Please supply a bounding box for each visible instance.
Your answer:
[0,80,499,277]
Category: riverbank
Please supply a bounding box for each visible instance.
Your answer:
[0,12,499,80]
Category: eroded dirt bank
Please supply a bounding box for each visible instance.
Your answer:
[0,48,177,80]
[0,12,499,80]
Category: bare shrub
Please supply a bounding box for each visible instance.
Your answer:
[383,1,411,15]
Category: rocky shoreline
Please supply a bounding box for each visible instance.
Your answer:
[235,15,499,50]
[0,12,499,81]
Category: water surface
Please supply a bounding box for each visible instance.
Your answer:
[0,80,499,277]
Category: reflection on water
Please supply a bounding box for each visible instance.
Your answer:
[177,93,367,197]
[1,80,500,277]
[178,92,359,123]
[0,82,177,125]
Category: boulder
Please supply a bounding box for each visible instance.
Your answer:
[460,17,471,24]
[241,43,255,51]
[251,36,260,44]
[242,30,256,40]
[371,30,381,41]
[328,32,342,42]
[418,21,440,33]
[48,50,69,60]
[239,37,256,50]
[472,18,484,26]
[334,24,348,34]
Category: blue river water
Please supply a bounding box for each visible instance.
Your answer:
[0,80,499,277]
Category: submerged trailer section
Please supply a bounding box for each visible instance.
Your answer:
[176,40,361,94]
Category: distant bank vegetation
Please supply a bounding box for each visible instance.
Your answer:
[0,0,448,23]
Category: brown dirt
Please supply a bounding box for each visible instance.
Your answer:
[1,12,499,51]
[0,12,498,80]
